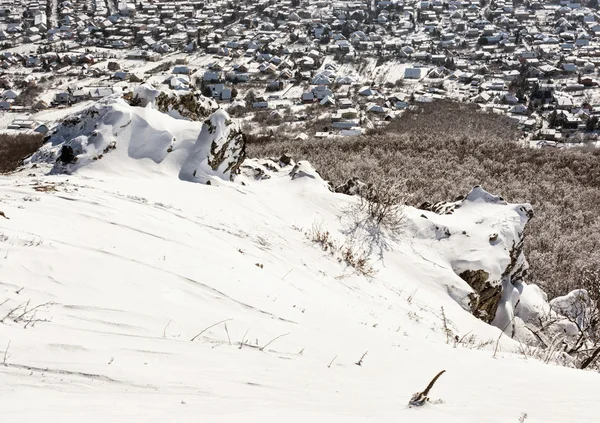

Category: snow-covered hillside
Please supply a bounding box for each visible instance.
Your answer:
[1,99,600,422]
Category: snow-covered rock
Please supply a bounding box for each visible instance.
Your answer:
[416,186,534,330]
[335,176,369,196]
[179,109,246,183]
[130,83,162,107]
[154,90,218,121]
[26,97,244,184]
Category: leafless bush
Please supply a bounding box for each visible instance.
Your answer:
[530,265,600,369]
[247,100,600,300]
[358,180,407,230]
[0,133,45,173]
[341,179,407,260]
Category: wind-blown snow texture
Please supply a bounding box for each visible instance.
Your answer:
[2,100,600,422]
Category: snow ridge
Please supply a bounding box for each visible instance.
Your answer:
[26,97,244,184]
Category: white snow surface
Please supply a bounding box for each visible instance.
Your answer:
[1,101,600,422]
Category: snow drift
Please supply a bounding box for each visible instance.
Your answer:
[27,96,244,184]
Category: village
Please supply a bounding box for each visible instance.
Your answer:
[1,0,600,144]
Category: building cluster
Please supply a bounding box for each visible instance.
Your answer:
[1,0,600,140]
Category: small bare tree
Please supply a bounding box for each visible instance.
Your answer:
[342,178,407,260]
[357,179,407,231]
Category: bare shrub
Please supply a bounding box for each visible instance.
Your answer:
[530,264,600,369]
[341,245,375,277]
[358,180,407,230]
[0,133,45,173]
[308,222,337,253]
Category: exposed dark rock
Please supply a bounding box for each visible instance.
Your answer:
[418,200,461,215]
[460,269,501,324]
[503,236,528,283]
[279,153,292,166]
[335,176,370,196]
[59,145,75,164]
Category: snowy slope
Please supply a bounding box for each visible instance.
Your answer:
[1,101,600,422]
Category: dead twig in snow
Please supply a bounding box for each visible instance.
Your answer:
[163,319,172,338]
[190,318,233,342]
[493,314,517,359]
[327,355,337,368]
[14,301,54,323]
[3,340,10,366]
[407,289,418,304]
[259,332,290,352]
[0,301,27,323]
[409,370,446,406]
[224,322,232,346]
[239,329,250,349]
[456,330,473,347]
[355,351,368,366]
[440,307,452,344]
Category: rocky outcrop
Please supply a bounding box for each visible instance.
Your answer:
[155,91,218,121]
[460,269,502,324]
[180,109,246,183]
[335,177,370,196]
[418,195,466,215]
[422,186,534,329]
[25,97,243,186]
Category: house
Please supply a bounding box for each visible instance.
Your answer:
[90,88,115,99]
[556,96,574,110]
[209,84,233,100]
[33,100,49,110]
[113,71,129,80]
[509,104,528,114]
[1,89,18,100]
[302,92,315,103]
[358,86,378,96]
[403,68,424,79]
[320,96,335,106]
[11,119,35,129]
[204,71,221,82]
[313,86,333,100]
[172,66,191,75]
[54,92,70,104]
[367,103,387,113]
[338,98,354,109]
[34,124,50,134]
